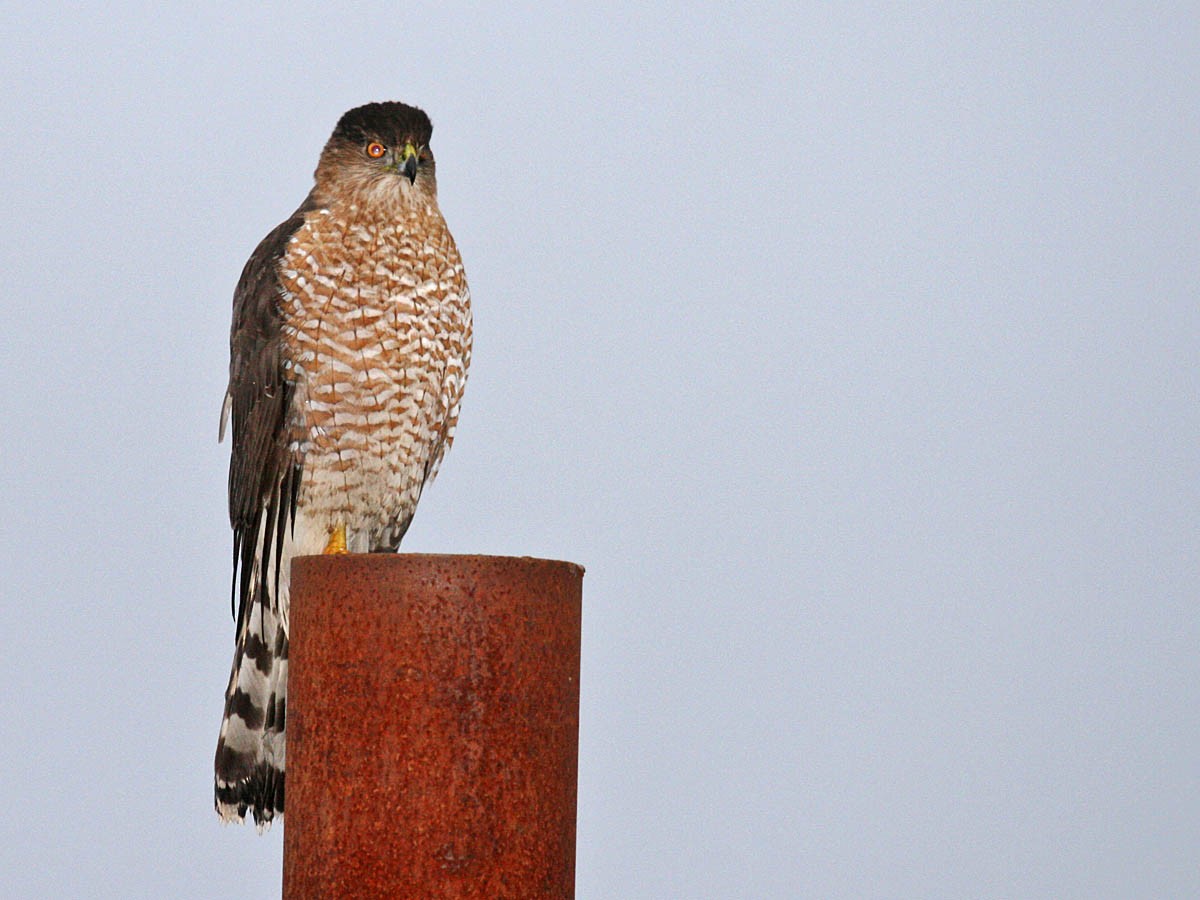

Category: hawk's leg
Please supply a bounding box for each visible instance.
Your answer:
[323,523,349,555]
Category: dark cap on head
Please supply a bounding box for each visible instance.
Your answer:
[331,102,434,147]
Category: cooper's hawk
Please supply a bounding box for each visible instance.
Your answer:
[215,102,472,827]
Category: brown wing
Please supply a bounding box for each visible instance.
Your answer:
[222,196,315,624]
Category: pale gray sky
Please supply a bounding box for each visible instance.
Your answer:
[1,4,1196,898]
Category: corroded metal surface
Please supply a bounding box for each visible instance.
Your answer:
[282,554,583,900]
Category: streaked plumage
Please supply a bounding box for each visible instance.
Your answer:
[215,102,471,827]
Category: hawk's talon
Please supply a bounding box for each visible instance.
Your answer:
[323,524,349,555]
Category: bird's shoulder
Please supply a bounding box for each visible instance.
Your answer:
[232,193,321,332]
[221,194,320,442]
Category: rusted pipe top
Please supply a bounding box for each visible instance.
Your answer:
[282,553,583,900]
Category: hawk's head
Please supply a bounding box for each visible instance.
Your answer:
[315,101,438,204]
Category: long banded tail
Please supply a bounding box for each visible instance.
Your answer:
[215,583,289,829]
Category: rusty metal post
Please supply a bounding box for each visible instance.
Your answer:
[282,553,583,900]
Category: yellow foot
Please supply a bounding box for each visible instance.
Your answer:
[323,524,349,555]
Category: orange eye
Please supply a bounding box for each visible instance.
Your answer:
[366,142,386,158]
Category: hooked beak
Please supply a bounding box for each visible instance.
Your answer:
[398,142,419,183]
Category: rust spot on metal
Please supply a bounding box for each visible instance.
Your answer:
[282,553,584,899]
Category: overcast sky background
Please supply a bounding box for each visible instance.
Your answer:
[1,4,1196,898]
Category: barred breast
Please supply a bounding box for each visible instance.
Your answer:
[278,201,472,553]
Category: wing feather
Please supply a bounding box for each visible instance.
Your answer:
[224,196,315,624]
